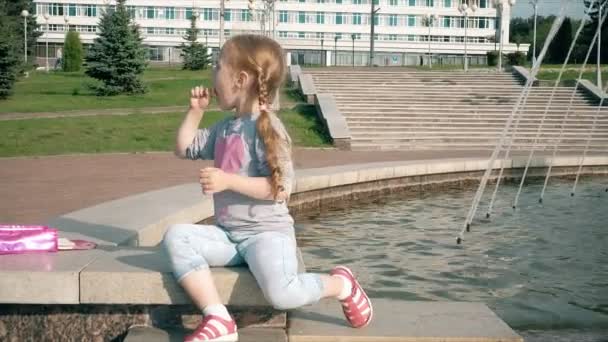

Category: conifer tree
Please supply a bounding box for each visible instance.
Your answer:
[180,13,211,70]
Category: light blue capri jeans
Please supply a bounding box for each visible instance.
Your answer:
[162,224,324,310]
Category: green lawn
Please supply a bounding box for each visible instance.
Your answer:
[1,66,304,114]
[0,106,331,157]
[0,67,214,114]
[536,70,608,84]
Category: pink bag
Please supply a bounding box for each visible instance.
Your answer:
[0,225,58,255]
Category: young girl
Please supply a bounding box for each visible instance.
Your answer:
[163,34,372,342]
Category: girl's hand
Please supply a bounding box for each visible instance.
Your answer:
[189,86,211,111]
[199,167,231,194]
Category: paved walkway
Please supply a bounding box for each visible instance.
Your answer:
[0,149,494,224]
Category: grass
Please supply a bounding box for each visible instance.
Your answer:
[0,106,331,157]
[2,66,304,114]
[536,70,608,84]
[0,67,214,114]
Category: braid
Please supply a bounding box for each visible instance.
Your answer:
[256,68,284,199]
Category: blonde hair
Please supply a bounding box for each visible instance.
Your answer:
[221,34,288,199]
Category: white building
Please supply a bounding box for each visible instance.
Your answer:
[32,0,527,67]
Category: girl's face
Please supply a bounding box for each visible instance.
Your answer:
[213,56,254,112]
[212,58,237,111]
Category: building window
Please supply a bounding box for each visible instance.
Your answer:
[279,31,288,37]
[408,15,416,27]
[279,11,288,23]
[479,18,486,28]
[299,11,306,23]
[165,7,175,19]
[298,32,305,38]
[336,12,343,24]
[444,0,451,6]
[149,47,163,61]
[241,10,250,21]
[317,12,325,24]
[353,13,362,25]
[336,0,342,3]
[225,9,231,21]
[203,8,213,21]
[353,0,363,4]
[146,7,155,19]
[51,3,64,16]
[409,0,416,6]
[480,0,488,8]
[185,8,193,20]
[87,5,97,17]
[388,14,397,26]
[389,0,398,5]
[426,0,434,7]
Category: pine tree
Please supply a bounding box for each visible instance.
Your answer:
[85,0,147,95]
[180,14,211,70]
[548,17,573,64]
[575,0,608,64]
[0,0,42,67]
[0,7,21,99]
[63,30,83,72]
[4,0,41,69]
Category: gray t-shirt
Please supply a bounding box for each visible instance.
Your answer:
[186,113,295,238]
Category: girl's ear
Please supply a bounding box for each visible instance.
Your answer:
[236,70,250,90]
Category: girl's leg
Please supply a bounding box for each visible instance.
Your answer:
[240,231,373,329]
[239,231,346,310]
[163,223,244,310]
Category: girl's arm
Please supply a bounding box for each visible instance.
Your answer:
[175,107,204,158]
[227,174,289,201]
[200,170,290,202]
[176,86,215,160]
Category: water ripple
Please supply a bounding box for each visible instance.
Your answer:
[296,176,608,334]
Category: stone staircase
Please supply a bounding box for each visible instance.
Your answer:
[307,69,608,152]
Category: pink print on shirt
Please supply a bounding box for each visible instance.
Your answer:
[214,134,245,174]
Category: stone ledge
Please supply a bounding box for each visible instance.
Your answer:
[314,94,351,150]
[578,79,607,105]
[289,299,523,342]
[79,247,267,306]
[289,65,302,86]
[47,184,214,247]
[2,155,605,305]
[298,73,317,104]
[512,66,539,86]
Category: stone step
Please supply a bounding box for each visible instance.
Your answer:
[349,126,608,133]
[345,120,607,126]
[350,138,608,147]
[342,113,608,119]
[124,326,286,342]
[330,95,590,100]
[77,247,300,306]
[350,133,608,139]
[346,116,608,123]
[338,105,598,111]
[289,299,523,342]
[341,107,606,113]
[350,142,607,151]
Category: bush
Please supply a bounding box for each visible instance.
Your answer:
[63,31,83,72]
[487,51,499,66]
[506,52,526,66]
